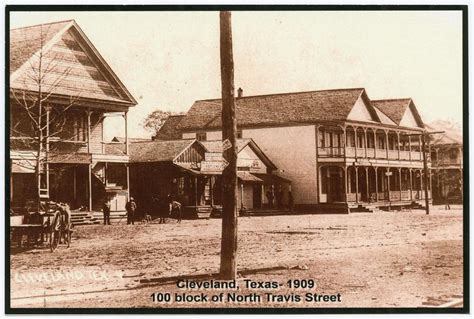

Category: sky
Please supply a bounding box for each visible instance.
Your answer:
[10,10,463,139]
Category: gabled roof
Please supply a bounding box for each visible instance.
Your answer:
[425,122,462,146]
[154,115,185,140]
[10,20,137,107]
[178,88,380,131]
[371,98,424,128]
[201,138,277,170]
[128,139,198,163]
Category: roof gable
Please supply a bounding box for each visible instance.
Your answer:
[201,138,277,170]
[179,88,370,131]
[347,95,377,122]
[129,139,197,163]
[371,99,410,125]
[10,20,136,106]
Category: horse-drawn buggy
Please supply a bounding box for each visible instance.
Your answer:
[10,201,73,252]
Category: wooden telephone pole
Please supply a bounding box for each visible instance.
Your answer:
[219,11,239,279]
[406,130,444,215]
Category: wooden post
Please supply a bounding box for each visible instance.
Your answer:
[374,167,378,202]
[124,111,129,155]
[422,134,430,214]
[398,168,402,201]
[365,166,369,202]
[88,164,92,211]
[86,110,91,154]
[195,177,198,206]
[385,131,389,158]
[355,166,359,203]
[397,132,401,160]
[373,130,377,158]
[126,164,130,201]
[210,176,215,206]
[408,135,412,161]
[219,11,238,280]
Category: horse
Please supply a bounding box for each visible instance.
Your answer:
[159,200,182,224]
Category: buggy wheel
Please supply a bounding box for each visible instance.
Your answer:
[50,230,60,252]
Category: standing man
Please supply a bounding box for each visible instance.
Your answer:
[103,199,111,225]
[126,197,137,225]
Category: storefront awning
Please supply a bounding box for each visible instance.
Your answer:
[48,153,92,164]
[11,159,35,173]
[238,171,263,183]
[251,173,291,185]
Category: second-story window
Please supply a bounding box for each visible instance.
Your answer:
[72,113,87,142]
[196,132,207,141]
[236,130,243,139]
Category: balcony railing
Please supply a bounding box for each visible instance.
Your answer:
[317,146,424,161]
[318,147,345,157]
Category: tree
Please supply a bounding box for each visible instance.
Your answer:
[142,110,176,136]
[10,25,81,212]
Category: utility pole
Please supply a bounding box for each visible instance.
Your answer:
[405,130,444,215]
[219,11,238,280]
[421,134,430,215]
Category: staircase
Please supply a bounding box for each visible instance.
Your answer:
[349,204,384,213]
[70,210,101,226]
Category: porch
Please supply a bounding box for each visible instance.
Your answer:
[318,164,431,209]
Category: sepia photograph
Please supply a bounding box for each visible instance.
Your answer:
[5,6,467,314]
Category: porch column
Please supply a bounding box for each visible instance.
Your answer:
[363,128,368,158]
[355,166,359,203]
[354,126,358,160]
[374,167,378,202]
[88,164,92,211]
[86,110,92,153]
[386,167,391,204]
[396,132,401,160]
[73,165,77,201]
[210,176,215,206]
[365,166,369,202]
[343,166,348,202]
[419,169,423,199]
[385,131,389,158]
[429,169,433,200]
[398,168,402,201]
[240,183,244,209]
[409,169,413,201]
[194,177,198,206]
[126,164,130,201]
[418,136,422,160]
[408,135,412,161]
[124,111,129,155]
[373,130,377,158]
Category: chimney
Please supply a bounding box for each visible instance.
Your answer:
[237,87,243,98]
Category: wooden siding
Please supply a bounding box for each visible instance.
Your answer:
[175,143,204,163]
[11,28,125,104]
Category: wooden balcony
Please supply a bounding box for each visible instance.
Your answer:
[318,146,424,162]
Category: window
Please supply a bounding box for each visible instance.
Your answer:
[196,132,207,141]
[236,130,243,139]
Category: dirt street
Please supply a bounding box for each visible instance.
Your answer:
[10,207,463,308]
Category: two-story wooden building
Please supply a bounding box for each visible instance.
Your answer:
[176,88,431,213]
[427,123,463,204]
[10,20,137,213]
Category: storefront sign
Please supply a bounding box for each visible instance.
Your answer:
[205,152,224,162]
[237,158,261,169]
[201,160,228,173]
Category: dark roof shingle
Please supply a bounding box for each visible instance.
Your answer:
[371,99,411,125]
[10,20,72,74]
[178,88,369,130]
[128,139,196,163]
[154,115,185,140]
